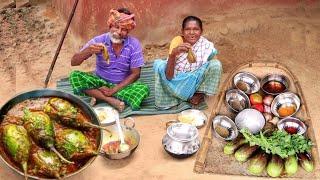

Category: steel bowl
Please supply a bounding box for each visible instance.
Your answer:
[100,117,140,160]
[93,106,119,126]
[0,89,102,179]
[271,92,300,118]
[212,115,238,141]
[235,109,266,134]
[277,117,307,135]
[177,109,207,128]
[225,89,250,112]
[261,74,289,95]
[233,72,260,94]
[162,123,200,158]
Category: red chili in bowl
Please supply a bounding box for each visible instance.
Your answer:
[284,126,298,134]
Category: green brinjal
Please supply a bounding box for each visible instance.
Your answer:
[2,124,31,179]
[55,129,97,160]
[23,109,73,164]
[44,97,110,133]
[267,154,284,177]
[285,155,298,176]
[31,149,62,178]
[234,144,259,162]
[247,151,268,175]
[223,138,247,155]
[297,153,314,173]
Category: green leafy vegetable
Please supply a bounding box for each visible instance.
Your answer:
[240,129,313,158]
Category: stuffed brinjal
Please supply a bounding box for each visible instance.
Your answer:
[2,124,31,179]
[44,98,111,133]
[23,109,73,164]
[55,129,97,160]
[31,149,62,178]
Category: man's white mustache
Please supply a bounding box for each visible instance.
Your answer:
[112,33,121,39]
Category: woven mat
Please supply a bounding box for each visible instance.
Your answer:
[194,62,320,178]
[56,61,207,118]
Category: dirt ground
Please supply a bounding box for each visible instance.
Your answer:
[0,2,320,179]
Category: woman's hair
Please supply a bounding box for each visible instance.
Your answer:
[182,16,203,31]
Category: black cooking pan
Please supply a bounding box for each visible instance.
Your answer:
[0,89,102,179]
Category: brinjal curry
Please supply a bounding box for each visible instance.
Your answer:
[0,97,100,179]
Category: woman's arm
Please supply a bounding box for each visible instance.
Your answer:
[165,43,191,80]
[165,53,177,80]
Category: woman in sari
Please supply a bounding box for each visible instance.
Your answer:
[153,15,222,109]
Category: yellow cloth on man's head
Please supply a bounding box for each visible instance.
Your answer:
[168,36,183,55]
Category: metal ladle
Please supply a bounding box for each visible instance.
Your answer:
[115,116,130,153]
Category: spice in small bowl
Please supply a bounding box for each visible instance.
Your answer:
[212,115,238,141]
[215,125,230,139]
[277,117,307,135]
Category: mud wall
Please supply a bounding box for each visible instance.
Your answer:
[51,0,316,44]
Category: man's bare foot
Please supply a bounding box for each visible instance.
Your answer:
[83,89,125,112]
[90,97,97,106]
[117,101,126,112]
[189,93,204,105]
[107,98,126,112]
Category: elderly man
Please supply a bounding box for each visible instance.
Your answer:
[69,8,149,112]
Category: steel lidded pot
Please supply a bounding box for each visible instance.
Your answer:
[0,89,102,179]
[162,123,200,158]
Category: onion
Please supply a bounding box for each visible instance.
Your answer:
[263,112,273,122]
[263,95,274,106]
[264,105,271,113]
[269,116,279,125]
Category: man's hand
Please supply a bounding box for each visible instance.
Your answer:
[71,43,106,66]
[99,86,118,97]
[83,43,105,55]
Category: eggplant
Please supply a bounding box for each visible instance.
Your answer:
[55,129,97,160]
[298,153,314,173]
[267,154,284,177]
[2,124,31,179]
[223,138,247,155]
[234,144,259,162]
[247,151,268,175]
[285,155,298,176]
[44,97,111,133]
[31,149,62,178]
[23,109,73,164]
